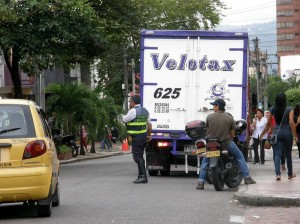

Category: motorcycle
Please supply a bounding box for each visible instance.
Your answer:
[185,119,247,191]
[52,129,79,158]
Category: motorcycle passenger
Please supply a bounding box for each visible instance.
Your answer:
[196,99,256,190]
[122,95,152,184]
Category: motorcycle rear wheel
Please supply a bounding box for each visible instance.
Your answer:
[206,169,213,184]
[211,159,225,191]
[71,144,79,157]
[224,163,243,188]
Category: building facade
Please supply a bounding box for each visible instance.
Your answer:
[277,0,300,76]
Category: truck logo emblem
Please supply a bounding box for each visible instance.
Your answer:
[206,79,230,101]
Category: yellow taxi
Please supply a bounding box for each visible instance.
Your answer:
[0,99,60,217]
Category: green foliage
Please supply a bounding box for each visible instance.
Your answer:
[58,145,71,154]
[286,88,300,108]
[264,75,300,106]
[94,0,226,106]
[264,81,289,106]
[0,0,105,98]
[45,83,122,143]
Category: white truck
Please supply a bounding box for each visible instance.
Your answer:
[140,30,250,176]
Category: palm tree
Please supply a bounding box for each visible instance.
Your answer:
[46,83,123,154]
[46,83,101,154]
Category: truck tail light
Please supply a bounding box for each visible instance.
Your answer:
[23,140,47,159]
[157,141,172,148]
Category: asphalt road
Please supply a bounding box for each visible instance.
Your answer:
[0,153,250,224]
[2,153,299,224]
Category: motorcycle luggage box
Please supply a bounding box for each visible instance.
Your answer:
[185,120,207,139]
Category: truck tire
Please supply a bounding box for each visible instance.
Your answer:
[160,170,170,176]
[160,162,170,176]
[148,170,159,176]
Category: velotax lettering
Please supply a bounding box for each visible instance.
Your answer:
[151,53,236,72]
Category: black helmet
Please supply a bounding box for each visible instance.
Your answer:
[235,119,247,134]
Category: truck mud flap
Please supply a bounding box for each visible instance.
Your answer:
[145,144,169,171]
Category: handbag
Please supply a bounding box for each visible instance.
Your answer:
[264,140,272,149]
[268,134,277,145]
[268,108,286,145]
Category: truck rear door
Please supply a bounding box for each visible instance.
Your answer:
[140,30,248,133]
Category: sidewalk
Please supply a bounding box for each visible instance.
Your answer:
[59,141,131,165]
[235,146,300,206]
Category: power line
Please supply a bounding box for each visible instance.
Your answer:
[223,2,275,15]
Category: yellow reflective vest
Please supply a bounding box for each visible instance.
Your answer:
[127,106,149,135]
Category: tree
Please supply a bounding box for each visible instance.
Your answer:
[286,88,300,108]
[46,83,123,153]
[95,0,226,106]
[0,0,105,98]
[264,75,300,106]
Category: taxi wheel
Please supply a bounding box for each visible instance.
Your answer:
[37,202,52,217]
[52,182,60,207]
[37,186,52,217]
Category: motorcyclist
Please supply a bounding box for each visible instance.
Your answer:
[196,99,256,190]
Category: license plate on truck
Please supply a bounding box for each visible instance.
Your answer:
[184,145,195,152]
[206,151,220,157]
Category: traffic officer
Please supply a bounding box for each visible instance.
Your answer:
[122,95,152,184]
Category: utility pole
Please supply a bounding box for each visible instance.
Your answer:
[123,47,129,112]
[253,37,262,108]
[131,59,136,95]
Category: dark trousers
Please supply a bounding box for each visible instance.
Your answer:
[131,135,147,178]
[253,137,266,163]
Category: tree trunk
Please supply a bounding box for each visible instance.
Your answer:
[90,139,96,153]
[3,46,23,99]
[79,125,85,155]
[80,63,91,86]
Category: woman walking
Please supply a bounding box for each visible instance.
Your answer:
[251,109,268,164]
[260,93,298,180]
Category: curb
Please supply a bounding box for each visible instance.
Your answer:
[59,151,127,165]
[234,185,300,206]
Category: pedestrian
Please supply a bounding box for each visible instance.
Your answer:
[266,111,286,171]
[100,125,112,150]
[294,104,300,158]
[111,126,119,143]
[122,95,152,184]
[81,124,88,152]
[47,112,56,129]
[260,93,298,181]
[251,109,268,164]
[196,99,256,190]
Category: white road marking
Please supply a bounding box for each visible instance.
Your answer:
[229,215,245,223]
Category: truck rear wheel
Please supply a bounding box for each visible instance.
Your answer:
[160,162,170,176]
[160,170,170,176]
[148,170,159,176]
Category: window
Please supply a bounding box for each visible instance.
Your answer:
[277,10,293,16]
[277,22,294,28]
[0,105,35,138]
[277,0,293,4]
[277,45,295,51]
[277,33,294,40]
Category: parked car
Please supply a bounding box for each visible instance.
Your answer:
[0,99,60,217]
